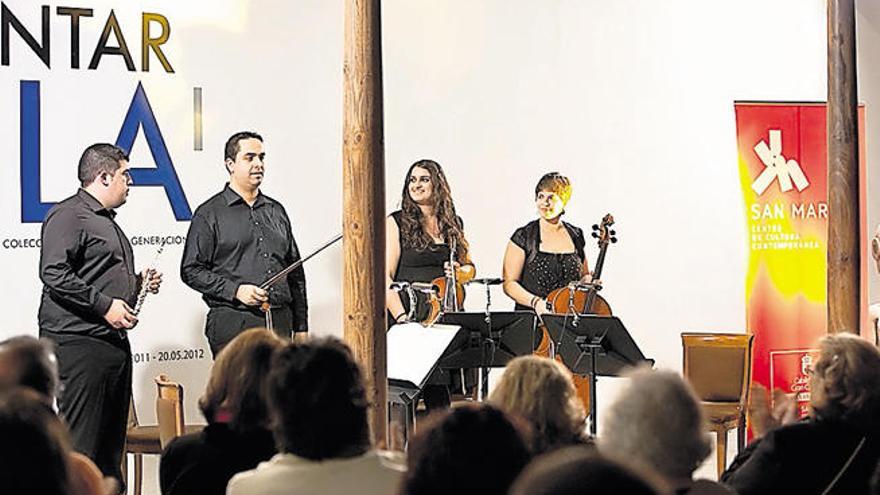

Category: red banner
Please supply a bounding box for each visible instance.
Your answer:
[735,103,867,414]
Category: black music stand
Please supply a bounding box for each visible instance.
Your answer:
[542,314,653,435]
[438,311,537,399]
[387,323,463,446]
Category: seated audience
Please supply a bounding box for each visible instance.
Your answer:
[721,333,880,494]
[0,387,72,495]
[227,337,403,495]
[489,355,591,454]
[398,403,531,495]
[0,335,58,397]
[509,446,660,495]
[160,328,284,495]
[0,336,113,495]
[600,367,733,494]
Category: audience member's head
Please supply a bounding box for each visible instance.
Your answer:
[810,333,880,430]
[489,355,588,453]
[600,367,710,486]
[267,337,370,460]
[399,403,531,495]
[0,335,58,400]
[510,446,660,495]
[0,387,71,495]
[199,327,284,432]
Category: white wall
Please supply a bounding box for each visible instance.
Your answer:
[384,0,828,371]
[3,0,867,491]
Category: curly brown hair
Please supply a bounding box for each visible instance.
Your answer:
[399,159,470,263]
[489,356,588,454]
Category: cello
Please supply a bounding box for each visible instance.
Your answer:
[541,214,616,413]
[545,213,617,316]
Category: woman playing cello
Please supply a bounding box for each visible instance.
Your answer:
[502,172,593,408]
[386,159,475,409]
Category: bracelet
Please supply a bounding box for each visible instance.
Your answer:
[529,296,540,309]
[394,312,407,323]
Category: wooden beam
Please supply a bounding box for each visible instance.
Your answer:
[343,0,387,445]
[827,0,860,334]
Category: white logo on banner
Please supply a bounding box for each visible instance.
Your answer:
[801,354,813,376]
[751,130,809,195]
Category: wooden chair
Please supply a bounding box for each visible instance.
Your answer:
[681,332,754,478]
[122,397,161,495]
[155,374,203,450]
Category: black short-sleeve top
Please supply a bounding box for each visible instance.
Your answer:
[510,219,586,307]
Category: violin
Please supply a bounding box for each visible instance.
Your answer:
[545,214,617,316]
[425,238,466,325]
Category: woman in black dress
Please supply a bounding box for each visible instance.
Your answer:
[502,172,592,406]
[386,159,475,408]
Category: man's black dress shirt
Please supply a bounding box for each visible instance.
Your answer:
[180,185,308,332]
[38,189,138,340]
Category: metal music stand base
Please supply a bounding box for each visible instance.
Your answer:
[571,338,602,436]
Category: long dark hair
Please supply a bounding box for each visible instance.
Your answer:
[400,404,531,495]
[267,339,370,460]
[399,159,469,262]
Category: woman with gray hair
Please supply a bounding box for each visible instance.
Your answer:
[599,367,733,494]
[721,333,880,494]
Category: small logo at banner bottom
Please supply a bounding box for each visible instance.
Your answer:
[752,130,810,195]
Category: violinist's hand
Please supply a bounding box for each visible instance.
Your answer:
[236,284,269,306]
[443,261,461,279]
[581,274,602,290]
[141,268,163,294]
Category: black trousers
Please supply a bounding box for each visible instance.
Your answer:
[205,306,292,357]
[48,333,131,484]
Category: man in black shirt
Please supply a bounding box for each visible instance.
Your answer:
[181,131,308,356]
[38,143,162,484]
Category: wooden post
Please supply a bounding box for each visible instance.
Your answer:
[827,0,860,334]
[343,0,387,444]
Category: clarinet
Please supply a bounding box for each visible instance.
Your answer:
[133,242,165,316]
